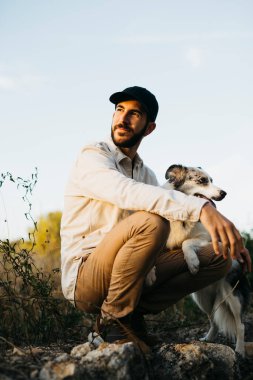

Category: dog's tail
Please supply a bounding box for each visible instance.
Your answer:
[226,260,251,312]
[213,293,239,340]
[213,260,251,340]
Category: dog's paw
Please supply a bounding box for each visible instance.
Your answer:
[235,343,245,357]
[199,335,209,342]
[235,347,245,358]
[185,254,200,275]
[145,266,156,287]
[200,325,218,342]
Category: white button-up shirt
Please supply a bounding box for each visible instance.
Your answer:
[60,137,206,303]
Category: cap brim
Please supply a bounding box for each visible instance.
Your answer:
[109,91,137,105]
[109,91,150,117]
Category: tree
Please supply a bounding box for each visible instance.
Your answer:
[22,211,62,274]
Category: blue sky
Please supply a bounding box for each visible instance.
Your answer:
[0,0,253,239]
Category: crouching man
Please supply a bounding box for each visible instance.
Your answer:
[60,86,251,350]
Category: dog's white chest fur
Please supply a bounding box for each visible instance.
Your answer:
[166,220,208,249]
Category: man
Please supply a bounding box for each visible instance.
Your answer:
[61,86,251,350]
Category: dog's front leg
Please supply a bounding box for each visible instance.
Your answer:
[182,239,201,274]
[229,295,245,357]
[200,321,218,342]
[235,323,245,357]
[182,239,209,274]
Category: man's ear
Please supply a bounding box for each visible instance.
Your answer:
[144,122,156,136]
[165,164,187,188]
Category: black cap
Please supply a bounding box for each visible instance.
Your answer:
[109,86,159,121]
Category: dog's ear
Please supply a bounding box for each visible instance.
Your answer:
[165,164,187,188]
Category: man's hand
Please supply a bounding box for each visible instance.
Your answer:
[200,202,252,273]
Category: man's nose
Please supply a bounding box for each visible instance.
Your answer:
[119,111,129,123]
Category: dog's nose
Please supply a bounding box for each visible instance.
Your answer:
[220,190,227,199]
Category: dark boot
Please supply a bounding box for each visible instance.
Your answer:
[131,311,161,346]
[89,314,151,353]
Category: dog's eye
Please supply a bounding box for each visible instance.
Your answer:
[198,177,208,184]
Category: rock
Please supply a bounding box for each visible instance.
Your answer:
[245,342,253,358]
[80,342,149,379]
[153,341,240,380]
[39,342,148,380]
[10,340,247,380]
[39,354,77,380]
[70,342,93,358]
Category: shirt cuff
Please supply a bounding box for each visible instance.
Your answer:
[183,195,209,222]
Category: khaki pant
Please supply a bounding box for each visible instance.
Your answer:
[75,211,231,318]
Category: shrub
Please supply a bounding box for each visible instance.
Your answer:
[0,170,84,345]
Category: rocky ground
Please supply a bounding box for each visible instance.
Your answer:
[0,297,252,380]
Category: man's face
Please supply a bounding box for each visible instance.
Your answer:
[111,100,149,148]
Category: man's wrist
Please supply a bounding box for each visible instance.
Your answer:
[199,201,212,221]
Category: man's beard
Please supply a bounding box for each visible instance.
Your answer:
[111,123,148,148]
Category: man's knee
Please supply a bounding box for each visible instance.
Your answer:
[135,211,169,241]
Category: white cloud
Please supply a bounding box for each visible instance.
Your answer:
[185,47,203,68]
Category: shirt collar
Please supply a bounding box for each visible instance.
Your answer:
[106,136,143,166]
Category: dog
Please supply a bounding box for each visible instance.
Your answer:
[163,164,227,274]
[146,164,251,356]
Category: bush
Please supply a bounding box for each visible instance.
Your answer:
[0,170,84,345]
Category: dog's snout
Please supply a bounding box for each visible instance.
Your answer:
[220,190,227,199]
